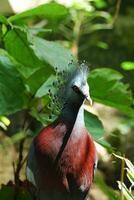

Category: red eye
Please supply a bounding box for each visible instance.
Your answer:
[72,85,79,92]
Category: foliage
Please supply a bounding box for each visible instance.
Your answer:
[0,116,10,130]
[121,61,134,71]
[114,154,134,200]
[0,1,134,199]
[8,2,68,22]
[0,185,32,200]
[0,49,25,115]
[0,0,133,144]
[88,68,134,117]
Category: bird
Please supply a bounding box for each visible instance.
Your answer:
[26,63,97,200]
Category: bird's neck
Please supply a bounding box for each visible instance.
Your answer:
[59,100,85,129]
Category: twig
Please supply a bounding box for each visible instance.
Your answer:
[71,13,84,58]
[13,111,29,200]
[20,154,28,169]
[112,0,122,26]
[120,154,125,200]
[14,138,26,200]
[12,161,16,181]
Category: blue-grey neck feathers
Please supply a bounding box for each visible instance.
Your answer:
[47,61,89,120]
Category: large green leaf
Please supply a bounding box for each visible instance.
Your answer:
[26,66,54,95]
[8,3,68,22]
[85,110,111,152]
[35,75,55,98]
[30,36,74,71]
[88,68,134,117]
[4,28,45,78]
[84,110,104,141]
[0,49,25,115]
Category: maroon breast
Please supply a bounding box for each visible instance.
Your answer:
[34,121,96,193]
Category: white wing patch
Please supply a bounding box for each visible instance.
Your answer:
[93,157,98,177]
[26,166,36,187]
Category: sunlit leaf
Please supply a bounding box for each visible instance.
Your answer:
[4,28,45,78]
[126,168,134,185]
[88,68,134,117]
[125,159,134,175]
[0,116,10,126]
[93,0,107,9]
[113,154,134,175]
[30,36,75,72]
[97,41,109,49]
[8,3,68,22]
[118,182,134,200]
[121,61,134,71]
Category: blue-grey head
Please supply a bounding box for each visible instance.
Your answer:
[47,62,92,118]
[65,63,92,106]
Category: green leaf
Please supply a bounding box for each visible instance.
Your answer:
[121,61,134,71]
[30,108,51,128]
[118,182,134,200]
[0,49,25,115]
[113,154,134,184]
[26,67,54,95]
[97,139,113,152]
[126,169,134,185]
[0,116,10,126]
[0,185,32,200]
[27,27,52,35]
[35,75,55,98]
[4,28,44,78]
[84,110,104,141]
[125,159,134,175]
[0,15,8,24]
[0,185,14,200]
[88,68,134,117]
[93,0,107,9]
[8,3,68,22]
[113,154,134,174]
[30,36,74,71]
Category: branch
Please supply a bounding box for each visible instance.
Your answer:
[112,0,122,26]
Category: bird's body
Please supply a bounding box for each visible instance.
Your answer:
[26,64,97,200]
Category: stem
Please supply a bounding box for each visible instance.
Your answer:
[112,0,122,26]
[120,154,125,200]
[13,138,25,200]
[71,13,84,58]
[15,139,25,183]
[13,111,29,200]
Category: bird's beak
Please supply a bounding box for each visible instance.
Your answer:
[85,94,93,106]
[72,83,93,106]
[79,87,93,106]
[80,83,93,106]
